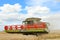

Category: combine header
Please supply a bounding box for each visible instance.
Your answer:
[4,18,49,34]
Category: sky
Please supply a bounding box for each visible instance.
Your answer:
[0,0,60,31]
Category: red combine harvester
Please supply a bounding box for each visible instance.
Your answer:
[4,18,49,34]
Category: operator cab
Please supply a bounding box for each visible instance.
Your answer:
[22,18,41,25]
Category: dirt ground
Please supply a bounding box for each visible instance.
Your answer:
[0,31,60,40]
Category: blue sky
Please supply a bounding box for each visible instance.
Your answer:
[0,0,26,8]
[0,0,60,13]
[42,1,60,12]
[0,0,60,31]
[0,0,60,12]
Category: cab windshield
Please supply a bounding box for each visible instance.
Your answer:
[23,21,33,25]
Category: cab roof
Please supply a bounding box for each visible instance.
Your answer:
[24,18,41,21]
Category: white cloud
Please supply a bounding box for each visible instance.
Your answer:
[0,3,21,13]
[0,3,23,25]
[25,6,50,18]
[26,6,49,14]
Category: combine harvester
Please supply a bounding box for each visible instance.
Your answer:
[4,18,50,35]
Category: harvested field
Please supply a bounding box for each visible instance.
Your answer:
[0,31,60,40]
